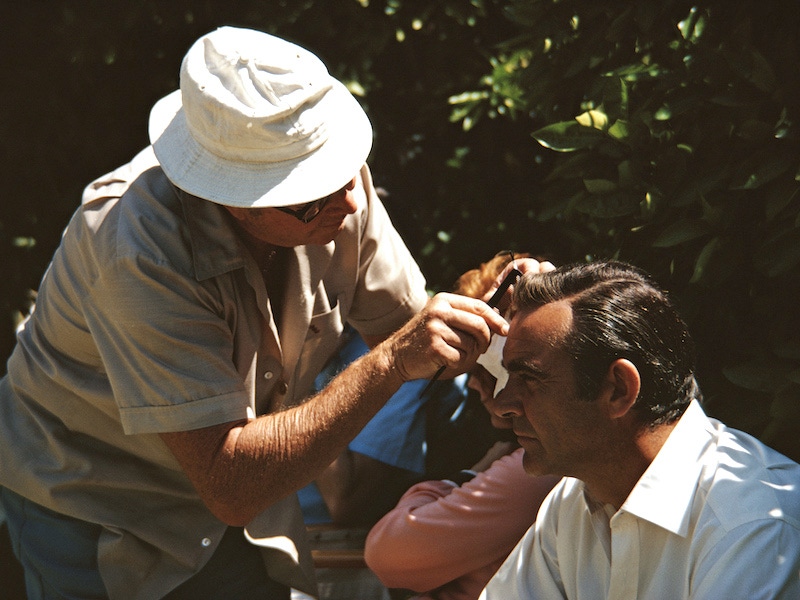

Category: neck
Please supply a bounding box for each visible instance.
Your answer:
[583,421,677,509]
[229,220,281,269]
[253,242,280,269]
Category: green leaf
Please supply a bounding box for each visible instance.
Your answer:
[573,192,639,218]
[640,192,657,219]
[617,160,636,188]
[533,121,607,152]
[544,153,595,182]
[607,119,630,142]
[736,119,776,142]
[652,219,711,248]
[725,46,778,94]
[575,110,609,131]
[437,230,452,243]
[601,76,628,121]
[753,227,800,277]
[723,362,790,393]
[608,62,663,81]
[654,105,672,121]
[765,180,800,222]
[448,90,489,105]
[729,152,796,190]
[583,178,618,194]
[690,236,721,283]
[678,6,705,43]
[12,237,36,248]
[537,190,576,222]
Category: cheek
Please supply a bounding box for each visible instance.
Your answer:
[518,392,555,431]
[240,215,265,234]
[228,209,263,231]
[233,210,309,245]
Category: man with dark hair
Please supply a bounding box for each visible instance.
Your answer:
[481,260,800,599]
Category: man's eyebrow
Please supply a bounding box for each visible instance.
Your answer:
[503,357,547,378]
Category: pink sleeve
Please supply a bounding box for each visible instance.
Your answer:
[364,448,558,592]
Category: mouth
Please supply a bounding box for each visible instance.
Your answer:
[316,214,348,230]
[514,430,536,441]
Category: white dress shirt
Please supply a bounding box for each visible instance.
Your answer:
[481,400,800,599]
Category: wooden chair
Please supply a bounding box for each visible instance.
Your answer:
[306,523,369,569]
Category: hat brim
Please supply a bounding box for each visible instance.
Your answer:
[148,80,373,208]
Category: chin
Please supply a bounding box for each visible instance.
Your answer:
[311,225,346,244]
[307,233,338,246]
[521,452,548,476]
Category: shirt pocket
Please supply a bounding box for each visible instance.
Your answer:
[292,297,347,401]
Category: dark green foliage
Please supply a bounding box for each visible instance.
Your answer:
[455,0,800,458]
[2,0,798,458]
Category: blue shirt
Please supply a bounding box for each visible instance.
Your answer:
[299,327,468,523]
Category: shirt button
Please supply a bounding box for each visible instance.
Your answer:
[264,371,274,380]
[277,380,289,395]
[201,537,212,547]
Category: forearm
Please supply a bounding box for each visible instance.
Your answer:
[164,343,404,525]
[366,478,488,591]
[366,451,557,590]
[365,480,458,587]
[162,292,508,526]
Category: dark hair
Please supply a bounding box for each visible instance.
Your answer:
[513,260,700,426]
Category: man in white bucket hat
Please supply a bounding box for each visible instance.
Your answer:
[0,27,508,599]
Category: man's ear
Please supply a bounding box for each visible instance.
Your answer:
[599,358,641,419]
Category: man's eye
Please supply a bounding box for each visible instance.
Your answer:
[515,371,542,384]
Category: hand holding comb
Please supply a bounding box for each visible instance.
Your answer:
[417,266,522,399]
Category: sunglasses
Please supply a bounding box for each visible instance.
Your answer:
[275,184,348,224]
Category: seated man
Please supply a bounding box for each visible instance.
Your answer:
[481,260,800,599]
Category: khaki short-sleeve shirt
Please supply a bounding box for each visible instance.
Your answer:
[0,146,427,598]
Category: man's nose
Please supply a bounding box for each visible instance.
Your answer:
[330,178,358,214]
[486,386,523,419]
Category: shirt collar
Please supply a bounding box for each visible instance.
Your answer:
[618,399,712,536]
[178,191,248,282]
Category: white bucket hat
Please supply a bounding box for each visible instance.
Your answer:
[148,26,373,208]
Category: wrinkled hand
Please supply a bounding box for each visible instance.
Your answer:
[388,292,509,382]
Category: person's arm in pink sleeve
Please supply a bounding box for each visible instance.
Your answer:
[365,448,559,593]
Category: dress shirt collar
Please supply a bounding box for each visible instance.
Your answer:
[617,399,711,536]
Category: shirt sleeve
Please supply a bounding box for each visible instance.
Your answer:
[690,519,800,599]
[346,164,427,337]
[84,252,249,434]
[365,449,557,592]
